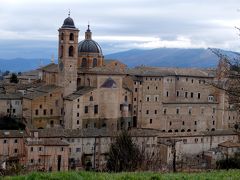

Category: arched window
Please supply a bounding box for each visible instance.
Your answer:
[69,46,74,57]
[168,129,172,133]
[93,58,98,67]
[61,32,64,40]
[187,129,191,132]
[181,129,185,132]
[175,129,178,132]
[70,33,74,41]
[211,128,215,131]
[89,96,93,101]
[60,45,64,58]
[77,78,81,87]
[81,58,87,67]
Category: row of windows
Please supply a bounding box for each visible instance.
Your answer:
[146,95,159,102]
[144,107,216,116]
[59,45,74,58]
[30,146,64,152]
[81,58,98,67]
[6,100,21,105]
[60,32,75,41]
[144,77,206,84]
[77,105,98,116]
[3,139,18,144]
[35,109,54,116]
[7,108,16,113]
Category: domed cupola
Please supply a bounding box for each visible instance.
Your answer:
[77,25,104,69]
[62,13,76,29]
[78,25,102,54]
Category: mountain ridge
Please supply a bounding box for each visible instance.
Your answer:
[0,48,239,72]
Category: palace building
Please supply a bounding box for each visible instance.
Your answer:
[0,14,240,171]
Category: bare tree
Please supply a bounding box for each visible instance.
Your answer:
[209,48,240,110]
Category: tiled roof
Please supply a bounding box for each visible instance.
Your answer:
[64,86,96,101]
[29,128,159,138]
[0,130,27,138]
[78,66,127,75]
[26,139,69,146]
[218,140,240,148]
[39,63,58,73]
[23,85,62,100]
[128,66,216,78]
[0,93,22,100]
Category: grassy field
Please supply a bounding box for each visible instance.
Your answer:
[2,170,240,180]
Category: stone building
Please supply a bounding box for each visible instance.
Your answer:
[22,85,63,128]
[25,134,69,171]
[0,93,22,119]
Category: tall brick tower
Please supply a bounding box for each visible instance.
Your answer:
[58,13,79,96]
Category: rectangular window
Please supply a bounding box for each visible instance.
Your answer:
[146,110,149,114]
[43,109,47,115]
[190,92,194,98]
[94,105,98,114]
[135,88,137,92]
[185,92,188,98]
[213,108,216,114]
[166,91,169,97]
[35,109,38,115]
[76,148,81,152]
[84,106,88,113]
[14,149,18,153]
[128,104,132,111]
[155,110,157,114]
[163,108,167,115]
[50,109,53,115]
[14,139,18,143]
[39,147,42,152]
[13,109,16,113]
[188,108,192,115]
[77,113,79,117]
[176,108,179,114]
[198,93,201,99]
[176,91,179,97]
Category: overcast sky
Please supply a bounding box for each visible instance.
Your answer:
[0,0,240,58]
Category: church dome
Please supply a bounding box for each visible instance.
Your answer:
[78,25,102,54]
[78,40,102,54]
[62,17,75,28]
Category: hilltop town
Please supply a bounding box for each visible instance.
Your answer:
[0,14,239,172]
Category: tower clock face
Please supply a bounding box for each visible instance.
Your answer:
[59,61,64,71]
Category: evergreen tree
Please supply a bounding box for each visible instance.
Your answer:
[10,73,19,83]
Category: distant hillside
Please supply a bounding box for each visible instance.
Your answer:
[105,48,240,68]
[0,58,51,72]
[0,48,239,72]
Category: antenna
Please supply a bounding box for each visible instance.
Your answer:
[51,54,54,63]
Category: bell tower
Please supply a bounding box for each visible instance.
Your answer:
[58,13,79,96]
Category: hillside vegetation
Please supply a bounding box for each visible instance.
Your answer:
[3,170,240,180]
